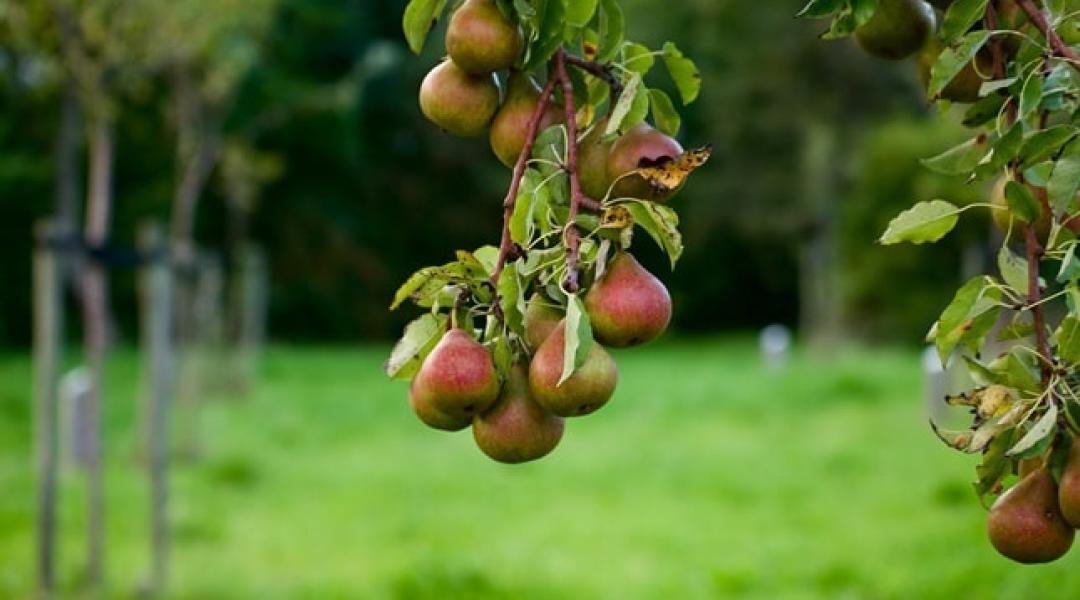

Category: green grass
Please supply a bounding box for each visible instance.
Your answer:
[2,338,1080,598]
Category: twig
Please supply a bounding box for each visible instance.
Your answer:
[1024,223,1053,385]
[564,53,623,99]
[1017,0,1080,69]
[986,3,1007,80]
[555,50,585,294]
[490,75,560,289]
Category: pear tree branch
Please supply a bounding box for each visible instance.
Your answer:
[1016,0,1080,69]
[490,75,560,289]
[563,53,623,99]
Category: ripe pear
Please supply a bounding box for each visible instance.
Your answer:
[917,40,994,103]
[1058,437,1080,528]
[411,328,499,421]
[987,467,1075,563]
[419,59,500,137]
[489,72,563,167]
[585,252,672,348]
[578,119,614,200]
[473,364,564,463]
[529,320,618,417]
[990,176,1051,239]
[445,0,523,75]
[409,380,472,431]
[606,123,684,202]
[524,294,563,350]
[854,0,936,61]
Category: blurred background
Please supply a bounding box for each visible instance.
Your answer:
[3,0,1079,598]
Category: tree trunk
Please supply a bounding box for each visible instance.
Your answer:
[81,115,113,591]
[797,121,840,349]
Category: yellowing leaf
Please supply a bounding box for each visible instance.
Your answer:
[599,205,633,229]
[632,144,712,197]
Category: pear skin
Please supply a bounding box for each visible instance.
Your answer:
[528,320,618,417]
[446,0,523,75]
[411,328,500,421]
[585,252,672,348]
[410,378,472,431]
[853,0,935,61]
[419,60,500,137]
[987,467,1074,563]
[606,123,684,202]
[1058,437,1080,528]
[524,294,563,350]
[489,72,562,167]
[473,364,564,463]
[578,119,614,200]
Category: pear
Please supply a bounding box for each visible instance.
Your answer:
[411,328,499,421]
[987,467,1074,564]
[409,379,472,431]
[445,0,523,75]
[529,320,618,417]
[473,364,564,463]
[578,119,614,200]
[854,0,936,61]
[489,72,563,167]
[524,294,563,350]
[1058,437,1080,528]
[917,40,994,103]
[419,59,500,137]
[606,123,684,202]
[585,252,672,348]
[990,176,1051,239]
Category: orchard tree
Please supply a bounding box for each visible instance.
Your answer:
[386,0,709,464]
[804,0,1080,564]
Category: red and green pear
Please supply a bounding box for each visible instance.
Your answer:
[419,59,500,137]
[987,467,1074,564]
[473,364,564,463]
[1058,437,1080,528]
[528,320,618,417]
[489,72,562,167]
[445,0,523,75]
[853,0,935,61]
[578,119,614,200]
[606,123,684,202]
[410,328,499,422]
[585,252,671,348]
[524,294,563,350]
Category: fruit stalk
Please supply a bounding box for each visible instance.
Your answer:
[491,75,560,288]
[1016,0,1080,67]
[554,49,585,294]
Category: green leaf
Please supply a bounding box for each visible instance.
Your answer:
[526,0,567,69]
[1018,125,1077,170]
[565,0,598,27]
[1058,243,1080,283]
[402,0,449,54]
[850,0,876,26]
[661,42,701,104]
[879,200,960,245]
[648,88,681,137]
[1049,137,1080,214]
[934,276,1002,364]
[498,265,526,337]
[559,295,593,385]
[940,0,990,43]
[624,201,683,268]
[595,0,624,63]
[623,42,654,74]
[975,427,1018,505]
[998,245,1030,295]
[1004,181,1040,224]
[920,136,989,176]
[1007,405,1058,458]
[385,314,446,380]
[1018,68,1045,122]
[510,170,542,244]
[1054,316,1080,364]
[605,72,644,135]
[821,9,856,39]
[796,0,844,18]
[929,31,991,98]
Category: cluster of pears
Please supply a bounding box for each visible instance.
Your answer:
[408,252,671,463]
[852,0,1025,103]
[417,0,685,197]
[987,439,1080,563]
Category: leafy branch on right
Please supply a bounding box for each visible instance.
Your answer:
[803,0,1080,564]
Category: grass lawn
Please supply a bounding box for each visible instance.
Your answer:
[2,337,1080,598]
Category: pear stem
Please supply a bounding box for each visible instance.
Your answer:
[563,54,623,100]
[555,49,584,294]
[1016,0,1080,69]
[490,75,559,293]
